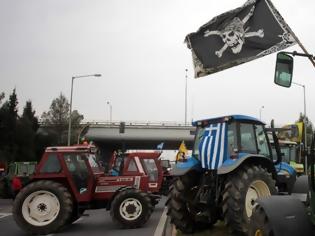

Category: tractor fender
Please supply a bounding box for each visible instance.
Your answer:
[217,154,277,178]
[169,157,202,177]
[256,196,313,236]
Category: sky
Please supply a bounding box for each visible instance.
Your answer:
[1,0,315,127]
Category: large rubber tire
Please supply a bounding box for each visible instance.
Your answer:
[167,171,214,234]
[223,165,276,235]
[13,180,73,235]
[248,205,274,236]
[292,175,308,193]
[110,189,153,228]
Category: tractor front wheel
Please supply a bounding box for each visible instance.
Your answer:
[223,165,276,234]
[110,189,153,228]
[13,180,73,235]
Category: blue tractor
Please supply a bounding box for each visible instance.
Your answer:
[167,115,296,235]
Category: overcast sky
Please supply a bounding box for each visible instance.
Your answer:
[1,0,315,127]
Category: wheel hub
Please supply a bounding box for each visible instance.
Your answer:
[37,203,47,212]
[245,180,271,218]
[22,190,60,226]
[119,198,142,221]
[126,204,137,214]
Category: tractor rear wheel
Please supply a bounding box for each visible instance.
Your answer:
[167,171,213,234]
[13,180,73,235]
[110,189,153,228]
[223,165,276,235]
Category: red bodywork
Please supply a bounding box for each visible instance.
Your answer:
[32,145,163,206]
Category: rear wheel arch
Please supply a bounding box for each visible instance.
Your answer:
[219,155,277,179]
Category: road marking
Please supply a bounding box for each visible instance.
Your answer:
[154,207,168,236]
[73,217,83,224]
[0,213,12,219]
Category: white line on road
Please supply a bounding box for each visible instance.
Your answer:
[154,207,168,236]
[0,213,12,219]
[73,217,83,224]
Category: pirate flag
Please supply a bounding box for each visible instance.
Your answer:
[185,0,297,78]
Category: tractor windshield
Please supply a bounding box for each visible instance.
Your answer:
[192,126,206,159]
[142,159,158,182]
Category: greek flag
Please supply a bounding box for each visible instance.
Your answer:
[199,122,227,170]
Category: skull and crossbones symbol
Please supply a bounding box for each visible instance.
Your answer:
[204,6,264,58]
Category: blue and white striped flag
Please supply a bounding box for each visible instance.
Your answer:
[199,122,227,170]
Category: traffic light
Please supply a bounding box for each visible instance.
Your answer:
[119,122,125,133]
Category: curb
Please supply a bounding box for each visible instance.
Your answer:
[154,207,169,236]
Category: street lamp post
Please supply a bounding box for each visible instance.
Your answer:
[67,74,101,146]
[107,101,112,123]
[259,106,264,120]
[292,82,307,170]
[185,69,188,125]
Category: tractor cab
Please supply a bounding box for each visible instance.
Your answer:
[188,115,274,171]
[35,145,97,202]
[108,151,163,193]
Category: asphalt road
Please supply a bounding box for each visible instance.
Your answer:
[0,197,167,236]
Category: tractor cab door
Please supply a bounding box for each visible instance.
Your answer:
[141,158,162,192]
[64,153,94,201]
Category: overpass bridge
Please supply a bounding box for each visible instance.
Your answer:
[40,121,195,164]
[83,121,195,152]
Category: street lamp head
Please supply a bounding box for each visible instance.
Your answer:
[94,74,102,77]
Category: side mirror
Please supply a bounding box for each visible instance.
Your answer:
[274,52,294,88]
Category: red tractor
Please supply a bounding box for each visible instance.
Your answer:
[12,145,163,235]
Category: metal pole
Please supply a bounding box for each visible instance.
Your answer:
[67,77,74,146]
[286,24,315,68]
[110,104,112,123]
[292,82,307,171]
[303,84,308,172]
[67,74,101,146]
[259,106,264,120]
[107,101,112,123]
[185,69,188,125]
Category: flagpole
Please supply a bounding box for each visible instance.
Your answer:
[290,32,315,68]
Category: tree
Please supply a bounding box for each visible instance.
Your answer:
[0,89,19,163]
[14,101,39,161]
[22,101,39,132]
[41,93,84,145]
[0,92,4,105]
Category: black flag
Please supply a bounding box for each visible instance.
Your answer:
[185,0,296,78]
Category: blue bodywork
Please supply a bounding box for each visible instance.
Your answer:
[274,162,296,176]
[170,157,202,176]
[192,114,265,126]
